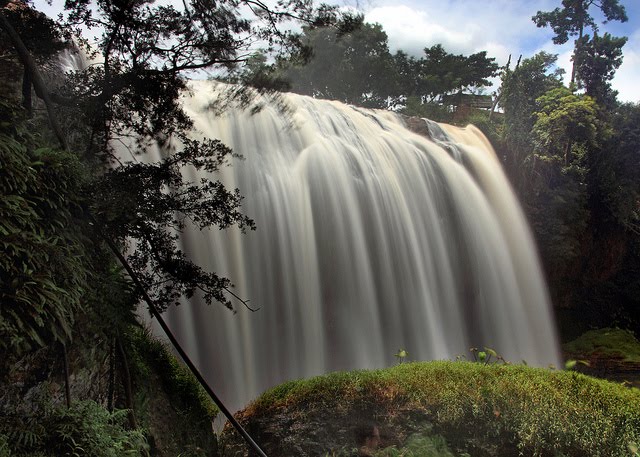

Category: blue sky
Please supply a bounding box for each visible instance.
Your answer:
[358,0,640,102]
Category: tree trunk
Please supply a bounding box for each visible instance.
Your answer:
[61,342,71,408]
[21,66,32,116]
[116,331,138,430]
[0,10,68,150]
[108,337,115,412]
[570,14,585,90]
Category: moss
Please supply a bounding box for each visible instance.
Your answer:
[232,361,640,457]
[127,327,218,456]
[375,433,461,457]
[563,327,640,362]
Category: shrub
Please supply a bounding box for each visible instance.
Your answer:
[0,400,148,457]
[564,327,640,362]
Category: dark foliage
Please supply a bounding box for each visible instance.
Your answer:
[0,98,90,354]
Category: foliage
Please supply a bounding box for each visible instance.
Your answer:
[127,327,217,420]
[498,52,564,190]
[270,15,497,110]
[401,95,453,123]
[593,102,640,232]
[532,0,627,87]
[125,327,217,456]
[574,32,627,104]
[412,45,498,103]
[90,136,255,311]
[276,14,396,108]
[0,98,89,354]
[563,328,640,362]
[532,87,598,163]
[532,0,627,46]
[244,361,640,457]
[0,400,148,457]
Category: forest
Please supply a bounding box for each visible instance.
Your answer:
[1,0,639,456]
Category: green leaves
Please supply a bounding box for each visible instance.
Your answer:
[89,130,255,312]
[0,100,89,355]
[532,87,598,160]
[274,17,498,109]
[532,0,627,45]
[0,400,148,457]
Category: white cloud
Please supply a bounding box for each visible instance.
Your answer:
[612,30,640,103]
[362,0,638,102]
[364,1,546,65]
[534,32,640,103]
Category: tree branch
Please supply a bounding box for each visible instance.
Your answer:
[0,9,68,150]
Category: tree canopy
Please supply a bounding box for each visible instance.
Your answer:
[260,15,498,109]
[533,0,627,88]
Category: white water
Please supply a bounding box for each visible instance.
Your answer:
[149,81,560,412]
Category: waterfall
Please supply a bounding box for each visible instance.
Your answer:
[149,81,560,412]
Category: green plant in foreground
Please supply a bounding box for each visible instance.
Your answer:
[0,400,148,457]
[468,346,506,365]
[395,349,409,363]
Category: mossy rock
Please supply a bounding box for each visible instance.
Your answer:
[127,328,219,457]
[220,361,640,457]
[563,328,640,363]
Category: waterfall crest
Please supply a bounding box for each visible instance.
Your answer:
[151,81,560,411]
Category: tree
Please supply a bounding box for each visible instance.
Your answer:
[589,102,640,231]
[521,87,598,308]
[532,87,598,165]
[1,2,339,451]
[0,1,67,115]
[498,52,564,189]
[278,14,396,108]
[532,0,627,87]
[0,98,89,354]
[0,0,338,354]
[10,0,335,314]
[417,45,498,102]
[574,32,627,105]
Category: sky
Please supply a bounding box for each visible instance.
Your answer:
[33,0,640,102]
[355,0,640,102]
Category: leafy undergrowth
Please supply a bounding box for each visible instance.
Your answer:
[564,328,640,362]
[224,361,640,457]
[0,400,148,457]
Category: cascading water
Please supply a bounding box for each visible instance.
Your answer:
[149,81,560,412]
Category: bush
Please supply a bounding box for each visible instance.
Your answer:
[564,328,640,362]
[0,400,148,457]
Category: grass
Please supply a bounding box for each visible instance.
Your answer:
[563,327,640,362]
[238,361,640,456]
